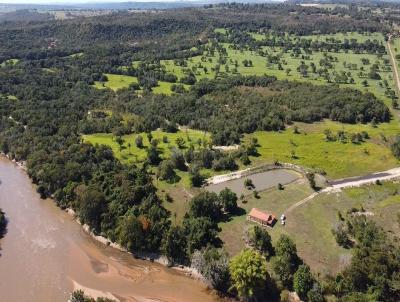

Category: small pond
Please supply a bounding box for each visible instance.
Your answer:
[206,169,300,196]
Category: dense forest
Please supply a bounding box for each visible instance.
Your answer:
[0,2,400,302]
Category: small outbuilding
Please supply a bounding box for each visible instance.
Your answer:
[248,208,277,227]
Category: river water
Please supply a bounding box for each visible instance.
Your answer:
[0,157,217,302]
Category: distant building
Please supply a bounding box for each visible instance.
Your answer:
[248,208,277,227]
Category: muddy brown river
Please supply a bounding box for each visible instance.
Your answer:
[0,157,217,302]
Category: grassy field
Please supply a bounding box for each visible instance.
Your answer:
[92,73,189,95]
[82,128,209,163]
[160,32,394,105]
[93,73,139,91]
[219,179,400,275]
[244,119,400,179]
[391,37,400,88]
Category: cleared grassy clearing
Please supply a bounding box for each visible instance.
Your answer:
[93,73,138,91]
[219,179,400,275]
[68,52,84,58]
[0,59,19,67]
[152,81,190,95]
[92,73,188,95]
[82,129,209,163]
[244,120,399,179]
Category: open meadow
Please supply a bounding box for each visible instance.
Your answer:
[245,119,400,179]
[82,128,209,163]
[93,31,397,105]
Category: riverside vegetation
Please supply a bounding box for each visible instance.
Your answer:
[1,2,400,302]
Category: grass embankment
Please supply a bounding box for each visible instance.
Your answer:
[219,179,400,275]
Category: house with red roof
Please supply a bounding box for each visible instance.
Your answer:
[247,208,277,227]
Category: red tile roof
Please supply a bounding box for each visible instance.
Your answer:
[248,208,276,225]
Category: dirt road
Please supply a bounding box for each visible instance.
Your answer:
[387,37,400,94]
[285,167,400,213]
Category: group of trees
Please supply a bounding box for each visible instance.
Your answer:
[194,226,321,302]
[70,290,115,302]
[114,76,389,146]
[163,189,238,265]
[329,214,400,301]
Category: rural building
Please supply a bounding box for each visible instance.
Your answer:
[248,208,277,227]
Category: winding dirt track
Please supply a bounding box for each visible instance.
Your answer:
[285,167,400,213]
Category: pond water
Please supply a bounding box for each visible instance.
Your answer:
[0,157,217,302]
[206,169,300,196]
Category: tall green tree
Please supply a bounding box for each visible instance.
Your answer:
[247,225,274,258]
[116,213,144,252]
[162,225,187,265]
[189,191,222,221]
[273,234,301,287]
[191,246,230,292]
[229,249,269,300]
[77,185,106,233]
[219,188,238,214]
[293,264,314,300]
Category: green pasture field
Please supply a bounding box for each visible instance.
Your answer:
[82,128,209,163]
[92,73,189,95]
[161,31,395,106]
[244,119,400,179]
[391,37,400,79]
[93,73,139,91]
[96,32,396,103]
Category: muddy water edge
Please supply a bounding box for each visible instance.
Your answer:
[0,157,218,302]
